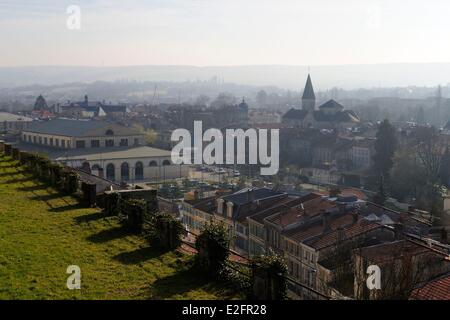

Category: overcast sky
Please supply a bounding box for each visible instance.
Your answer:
[1,0,450,67]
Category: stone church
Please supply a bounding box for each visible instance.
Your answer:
[282,74,360,129]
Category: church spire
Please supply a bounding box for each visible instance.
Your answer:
[302,74,316,111]
[302,74,316,100]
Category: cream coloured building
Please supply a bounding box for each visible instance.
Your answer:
[56,146,188,183]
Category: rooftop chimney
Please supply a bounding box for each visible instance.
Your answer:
[337,227,345,242]
[322,210,331,232]
[393,223,404,240]
[352,211,359,224]
[217,198,224,215]
[441,228,448,244]
[227,201,234,219]
[247,189,255,203]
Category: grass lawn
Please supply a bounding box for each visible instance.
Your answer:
[0,155,239,300]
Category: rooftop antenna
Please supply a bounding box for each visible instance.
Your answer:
[151,85,158,106]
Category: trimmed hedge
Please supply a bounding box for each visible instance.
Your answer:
[145,212,184,250]
[81,182,96,207]
[250,253,287,300]
[119,199,148,232]
[195,221,230,277]
[104,192,121,216]
[61,170,79,194]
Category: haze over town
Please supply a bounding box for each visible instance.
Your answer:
[1,0,450,303]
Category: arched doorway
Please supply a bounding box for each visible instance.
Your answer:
[135,161,144,181]
[106,163,115,181]
[121,162,129,181]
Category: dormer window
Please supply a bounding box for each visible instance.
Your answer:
[105,129,114,136]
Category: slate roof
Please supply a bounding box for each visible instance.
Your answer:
[302,74,315,100]
[221,188,286,222]
[222,187,283,206]
[55,146,172,161]
[282,104,360,123]
[282,109,308,120]
[318,99,344,110]
[23,119,141,137]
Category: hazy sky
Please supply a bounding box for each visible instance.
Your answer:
[1,0,450,67]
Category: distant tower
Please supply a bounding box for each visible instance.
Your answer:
[84,94,88,105]
[302,74,316,112]
[435,85,443,126]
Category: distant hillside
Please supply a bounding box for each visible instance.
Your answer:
[1,64,450,90]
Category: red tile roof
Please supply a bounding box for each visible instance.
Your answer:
[305,219,381,250]
[356,240,431,263]
[410,273,450,300]
[283,212,356,244]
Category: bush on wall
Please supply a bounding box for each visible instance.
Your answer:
[195,221,230,277]
[145,212,184,250]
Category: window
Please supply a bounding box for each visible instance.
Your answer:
[134,138,139,146]
[91,140,100,148]
[235,236,248,251]
[49,138,53,146]
[149,160,158,167]
[135,162,143,180]
[55,139,59,147]
[105,139,114,147]
[76,140,85,148]
[28,135,31,143]
[33,136,37,143]
[44,137,48,145]
[61,140,66,148]
[106,163,115,181]
[162,159,171,166]
[121,162,129,181]
[38,136,42,144]
[119,139,128,147]
[105,129,114,136]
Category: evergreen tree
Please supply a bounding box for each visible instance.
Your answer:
[372,119,397,178]
[373,175,388,206]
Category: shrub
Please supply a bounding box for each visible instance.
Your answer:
[61,170,79,194]
[49,163,64,187]
[119,199,148,232]
[250,253,287,300]
[145,212,184,250]
[81,182,96,207]
[195,221,230,277]
[104,192,121,216]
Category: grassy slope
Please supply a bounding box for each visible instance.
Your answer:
[0,155,238,300]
